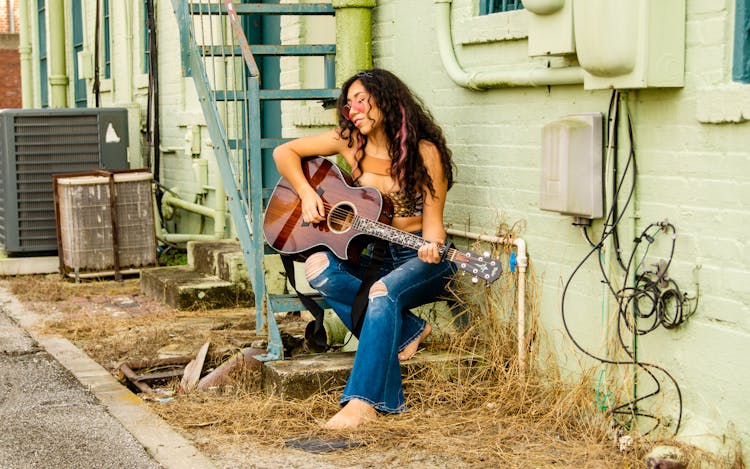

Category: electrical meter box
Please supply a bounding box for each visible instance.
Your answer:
[525,0,575,57]
[573,0,686,89]
[539,113,603,219]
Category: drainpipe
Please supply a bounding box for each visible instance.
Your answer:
[18,0,32,107]
[446,228,528,374]
[332,0,376,84]
[434,0,583,90]
[121,1,134,103]
[48,0,67,107]
[8,0,14,33]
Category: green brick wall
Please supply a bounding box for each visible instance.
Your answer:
[364,0,749,457]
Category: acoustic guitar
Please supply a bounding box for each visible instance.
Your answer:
[263,156,501,284]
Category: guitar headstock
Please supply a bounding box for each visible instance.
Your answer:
[453,250,502,284]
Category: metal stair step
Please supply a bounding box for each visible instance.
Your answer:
[260,88,339,100]
[228,137,323,152]
[199,44,335,57]
[213,89,339,102]
[190,3,334,16]
[176,0,340,358]
[268,293,329,314]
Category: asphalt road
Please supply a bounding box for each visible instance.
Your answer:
[0,288,215,469]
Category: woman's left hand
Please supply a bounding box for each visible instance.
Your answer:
[418,242,442,264]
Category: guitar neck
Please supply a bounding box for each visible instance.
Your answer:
[352,213,502,284]
[352,216,456,260]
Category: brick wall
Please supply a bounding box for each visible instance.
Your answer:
[0,0,21,34]
[0,33,20,108]
[369,0,749,456]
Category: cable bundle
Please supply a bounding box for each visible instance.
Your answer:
[561,91,698,438]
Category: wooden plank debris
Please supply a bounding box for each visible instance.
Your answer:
[179,341,210,393]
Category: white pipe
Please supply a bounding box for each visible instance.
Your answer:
[446,228,528,374]
[9,0,15,33]
[163,191,216,218]
[160,233,224,243]
[514,238,528,376]
[159,145,184,153]
[18,0,32,107]
[433,0,584,90]
[213,171,226,239]
[122,2,133,102]
[154,135,228,241]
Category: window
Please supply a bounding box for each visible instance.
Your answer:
[479,0,524,15]
[143,0,151,74]
[103,0,111,78]
[37,0,48,107]
[734,0,750,83]
[72,0,86,107]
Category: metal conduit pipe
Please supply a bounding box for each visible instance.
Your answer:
[434,0,584,90]
[156,189,227,244]
[18,0,32,107]
[159,233,224,243]
[446,228,528,373]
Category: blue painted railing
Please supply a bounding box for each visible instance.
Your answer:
[170,0,337,359]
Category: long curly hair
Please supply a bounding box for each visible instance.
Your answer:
[336,68,454,198]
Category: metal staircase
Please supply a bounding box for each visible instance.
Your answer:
[170,0,337,360]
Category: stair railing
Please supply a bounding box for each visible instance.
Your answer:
[171,0,337,360]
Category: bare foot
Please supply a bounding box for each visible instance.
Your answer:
[322,399,377,430]
[398,323,432,361]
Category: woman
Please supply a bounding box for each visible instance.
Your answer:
[272,68,456,430]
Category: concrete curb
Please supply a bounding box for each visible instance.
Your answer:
[0,287,217,469]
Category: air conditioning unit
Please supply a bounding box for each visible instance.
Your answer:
[0,108,130,255]
[54,170,157,280]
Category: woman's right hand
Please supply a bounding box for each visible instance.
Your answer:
[272,129,350,226]
[299,186,326,224]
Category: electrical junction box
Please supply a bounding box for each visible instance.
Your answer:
[539,112,603,219]
[77,51,94,80]
[573,0,686,90]
[525,0,575,57]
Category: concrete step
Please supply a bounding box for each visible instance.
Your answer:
[188,240,249,286]
[140,265,254,310]
[0,256,59,275]
[261,350,468,400]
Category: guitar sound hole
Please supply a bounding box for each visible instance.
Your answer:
[328,202,355,233]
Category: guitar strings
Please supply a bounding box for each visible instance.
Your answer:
[310,200,465,262]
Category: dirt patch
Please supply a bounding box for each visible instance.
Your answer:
[2,273,736,468]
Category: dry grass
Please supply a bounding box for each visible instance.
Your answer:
[3,261,741,468]
[5,274,261,369]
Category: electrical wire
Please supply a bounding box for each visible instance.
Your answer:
[560,91,695,438]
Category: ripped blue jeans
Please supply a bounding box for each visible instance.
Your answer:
[304,240,456,413]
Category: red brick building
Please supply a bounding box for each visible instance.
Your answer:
[0,0,21,109]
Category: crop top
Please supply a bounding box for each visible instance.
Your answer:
[354,154,423,218]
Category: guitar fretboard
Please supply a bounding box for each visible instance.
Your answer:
[352,216,456,260]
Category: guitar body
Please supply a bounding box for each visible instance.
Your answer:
[263,157,393,260]
[264,157,502,283]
